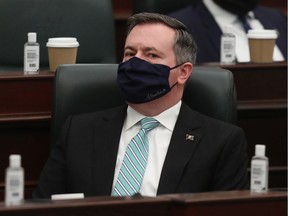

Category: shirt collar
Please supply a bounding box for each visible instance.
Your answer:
[124,100,182,132]
[247,11,255,19]
[203,0,238,27]
[203,0,255,27]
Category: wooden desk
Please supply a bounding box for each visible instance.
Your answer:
[200,62,287,107]
[0,71,54,201]
[230,62,287,188]
[0,71,53,118]
[166,190,287,216]
[0,63,287,200]
[200,62,287,188]
[0,196,170,216]
[0,191,286,216]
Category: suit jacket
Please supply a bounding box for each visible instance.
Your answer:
[33,103,248,198]
[169,1,287,63]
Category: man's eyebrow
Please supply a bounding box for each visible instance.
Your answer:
[124,45,165,56]
[124,46,159,52]
[124,46,135,51]
[143,47,158,52]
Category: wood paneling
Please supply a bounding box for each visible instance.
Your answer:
[0,62,286,200]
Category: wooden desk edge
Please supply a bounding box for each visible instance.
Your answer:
[161,190,287,204]
[0,190,286,210]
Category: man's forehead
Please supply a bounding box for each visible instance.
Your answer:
[126,23,176,44]
[129,22,176,35]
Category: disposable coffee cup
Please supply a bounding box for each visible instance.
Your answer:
[247,29,278,63]
[46,37,79,72]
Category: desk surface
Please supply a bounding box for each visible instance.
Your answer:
[0,195,170,216]
[0,190,286,216]
[166,190,287,216]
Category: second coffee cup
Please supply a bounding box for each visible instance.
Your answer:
[46,37,79,72]
[247,29,278,63]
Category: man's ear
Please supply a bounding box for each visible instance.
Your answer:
[177,62,193,84]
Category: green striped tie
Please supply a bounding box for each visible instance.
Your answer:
[112,117,159,196]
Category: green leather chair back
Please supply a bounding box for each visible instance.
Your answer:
[51,64,237,147]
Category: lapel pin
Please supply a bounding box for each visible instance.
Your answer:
[186,134,194,141]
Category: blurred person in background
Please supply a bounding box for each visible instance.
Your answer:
[169,0,287,63]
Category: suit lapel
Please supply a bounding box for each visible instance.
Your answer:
[253,8,287,58]
[197,1,223,53]
[91,105,127,195]
[157,103,203,194]
[253,8,273,29]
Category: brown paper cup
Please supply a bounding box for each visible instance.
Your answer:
[248,39,276,63]
[247,30,278,63]
[46,37,79,72]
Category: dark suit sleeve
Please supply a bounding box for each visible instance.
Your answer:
[32,116,73,199]
[211,127,249,190]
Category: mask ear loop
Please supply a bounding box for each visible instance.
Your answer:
[170,63,184,70]
[170,82,178,90]
[169,63,185,90]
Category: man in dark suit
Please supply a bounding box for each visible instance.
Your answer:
[169,0,287,63]
[33,12,248,198]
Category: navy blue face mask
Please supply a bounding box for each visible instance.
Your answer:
[117,57,180,104]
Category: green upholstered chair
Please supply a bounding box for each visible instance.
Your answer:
[51,64,237,147]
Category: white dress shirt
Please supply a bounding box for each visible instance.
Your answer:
[203,0,284,62]
[112,100,182,196]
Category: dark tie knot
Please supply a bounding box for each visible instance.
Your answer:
[140,117,159,132]
[238,15,251,33]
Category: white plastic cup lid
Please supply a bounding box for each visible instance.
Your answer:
[46,37,79,47]
[247,29,278,39]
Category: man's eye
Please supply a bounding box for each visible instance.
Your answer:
[124,52,135,57]
[148,53,158,58]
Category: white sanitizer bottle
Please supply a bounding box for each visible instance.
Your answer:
[24,32,40,75]
[220,25,236,64]
[5,155,24,206]
[250,144,269,193]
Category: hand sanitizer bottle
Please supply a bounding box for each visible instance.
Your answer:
[24,32,40,75]
[250,144,269,193]
[220,25,236,64]
[5,155,24,206]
